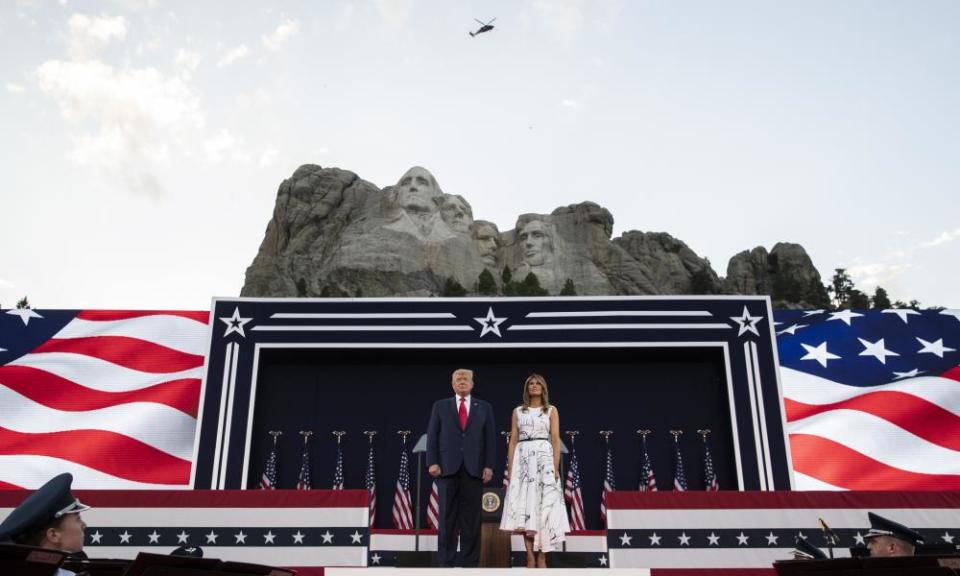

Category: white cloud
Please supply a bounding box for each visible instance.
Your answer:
[67,13,127,58]
[204,129,237,164]
[848,262,911,290]
[217,44,249,67]
[6,82,25,93]
[174,49,201,72]
[259,146,280,168]
[531,0,584,41]
[921,228,960,248]
[36,58,204,196]
[261,19,299,51]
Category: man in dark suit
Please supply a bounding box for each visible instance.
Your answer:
[427,368,496,567]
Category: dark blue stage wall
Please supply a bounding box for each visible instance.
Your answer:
[195,296,790,512]
[247,346,734,530]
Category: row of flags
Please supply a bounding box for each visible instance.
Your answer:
[258,431,720,530]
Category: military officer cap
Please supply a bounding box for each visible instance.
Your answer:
[865,512,924,546]
[792,536,828,560]
[0,473,91,543]
[171,545,204,557]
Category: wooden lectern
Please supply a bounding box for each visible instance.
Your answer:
[480,486,511,567]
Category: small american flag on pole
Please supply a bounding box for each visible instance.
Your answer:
[391,433,413,529]
[259,432,280,490]
[296,431,312,490]
[700,430,719,491]
[564,440,585,531]
[671,430,688,492]
[638,430,657,492]
[332,431,345,490]
[599,431,615,527]
[426,480,439,530]
[364,431,377,527]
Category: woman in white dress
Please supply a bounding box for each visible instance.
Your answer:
[500,373,570,568]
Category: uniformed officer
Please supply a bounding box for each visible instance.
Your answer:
[0,473,90,575]
[864,512,924,557]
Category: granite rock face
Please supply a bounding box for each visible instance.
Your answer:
[242,165,821,304]
[724,242,827,308]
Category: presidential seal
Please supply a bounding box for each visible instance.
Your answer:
[481,490,502,513]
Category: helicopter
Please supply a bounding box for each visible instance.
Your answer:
[469,18,496,37]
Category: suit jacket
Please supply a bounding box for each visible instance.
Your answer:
[426,396,496,478]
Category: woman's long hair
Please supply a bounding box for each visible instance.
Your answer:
[521,373,550,412]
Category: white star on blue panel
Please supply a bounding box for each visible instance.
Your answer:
[220,306,253,338]
[473,307,506,338]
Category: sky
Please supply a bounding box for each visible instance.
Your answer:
[1,0,958,311]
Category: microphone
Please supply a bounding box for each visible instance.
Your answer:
[819,517,838,558]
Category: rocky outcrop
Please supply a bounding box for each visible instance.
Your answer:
[241,164,824,306]
[724,242,828,308]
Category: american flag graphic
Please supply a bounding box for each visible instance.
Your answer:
[702,437,719,492]
[332,443,345,490]
[600,441,616,526]
[296,441,312,491]
[391,447,413,529]
[639,438,658,492]
[776,309,960,490]
[426,480,439,530]
[260,442,278,490]
[0,309,207,490]
[365,440,377,527]
[564,445,586,531]
[672,438,688,492]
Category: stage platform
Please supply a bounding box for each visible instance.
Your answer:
[326,570,649,575]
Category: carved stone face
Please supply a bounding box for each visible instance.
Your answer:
[395,167,441,215]
[518,219,552,267]
[472,222,499,267]
[441,195,473,233]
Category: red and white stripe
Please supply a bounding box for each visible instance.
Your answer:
[566,487,585,531]
[426,480,439,530]
[784,366,960,491]
[0,310,208,489]
[392,483,413,529]
[600,480,612,526]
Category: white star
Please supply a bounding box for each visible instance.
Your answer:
[917,337,956,358]
[619,532,633,546]
[219,306,252,338]
[882,309,920,324]
[350,530,363,544]
[800,341,842,368]
[598,555,608,566]
[263,531,276,544]
[648,532,661,546]
[292,530,305,544]
[777,323,807,336]
[6,308,43,326]
[119,531,132,544]
[320,530,334,544]
[828,310,864,326]
[942,532,955,544]
[473,307,506,338]
[858,338,900,364]
[854,532,865,545]
[205,531,218,544]
[678,532,691,546]
[803,309,825,317]
[940,309,960,323]
[147,531,161,544]
[730,306,763,337]
[177,531,189,543]
[766,532,779,545]
[736,532,749,546]
[370,553,382,565]
[89,531,103,544]
[893,368,924,380]
[707,532,720,546]
[234,531,247,544]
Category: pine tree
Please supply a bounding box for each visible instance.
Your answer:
[441,277,467,297]
[871,286,892,309]
[560,278,577,296]
[847,289,870,309]
[477,269,498,296]
[16,297,30,309]
[827,269,855,309]
[501,265,513,285]
[805,277,832,309]
[516,273,549,297]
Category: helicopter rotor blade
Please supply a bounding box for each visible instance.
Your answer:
[487,18,497,25]
[474,18,485,25]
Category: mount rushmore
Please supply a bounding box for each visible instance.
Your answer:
[241,165,827,308]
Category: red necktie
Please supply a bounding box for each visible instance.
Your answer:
[458,397,468,430]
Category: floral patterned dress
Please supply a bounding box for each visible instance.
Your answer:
[499,405,570,552]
